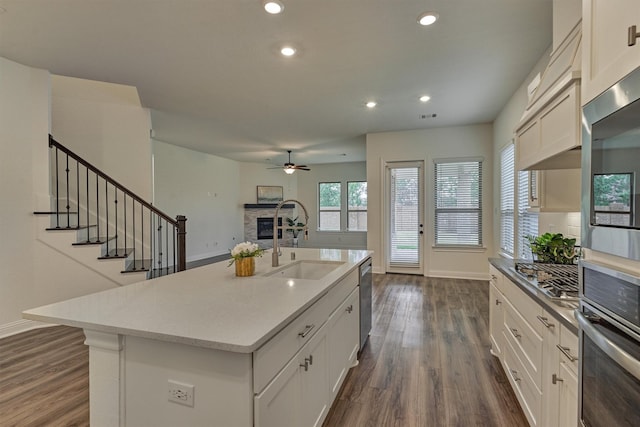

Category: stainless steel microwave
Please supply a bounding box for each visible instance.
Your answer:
[582,66,640,260]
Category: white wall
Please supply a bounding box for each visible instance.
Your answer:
[296,162,367,250]
[238,162,298,204]
[152,140,244,261]
[0,57,127,334]
[51,75,152,199]
[366,125,494,279]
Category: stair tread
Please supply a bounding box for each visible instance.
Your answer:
[34,211,80,215]
[98,248,134,259]
[72,236,117,245]
[46,224,97,231]
[122,259,152,273]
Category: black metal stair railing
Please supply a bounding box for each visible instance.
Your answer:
[48,135,186,277]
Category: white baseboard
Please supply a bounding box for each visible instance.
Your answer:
[0,319,57,339]
[427,270,490,281]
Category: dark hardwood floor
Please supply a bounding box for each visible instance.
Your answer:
[322,274,528,427]
[0,274,527,427]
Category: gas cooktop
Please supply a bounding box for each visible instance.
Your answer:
[514,262,579,304]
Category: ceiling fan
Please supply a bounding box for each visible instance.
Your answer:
[269,150,310,174]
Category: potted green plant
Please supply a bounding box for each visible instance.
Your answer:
[286,216,306,247]
[526,233,579,264]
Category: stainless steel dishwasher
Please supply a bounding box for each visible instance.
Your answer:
[359,257,372,354]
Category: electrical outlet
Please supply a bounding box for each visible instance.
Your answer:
[168,380,194,407]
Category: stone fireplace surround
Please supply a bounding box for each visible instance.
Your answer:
[244,204,294,249]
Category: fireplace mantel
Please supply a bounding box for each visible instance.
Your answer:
[244,204,294,209]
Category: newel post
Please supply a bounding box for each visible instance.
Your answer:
[176,215,187,272]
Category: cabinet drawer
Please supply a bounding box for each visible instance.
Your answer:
[325,269,358,314]
[254,294,332,393]
[503,279,544,335]
[489,265,506,295]
[503,335,543,427]
[558,325,579,376]
[504,298,544,391]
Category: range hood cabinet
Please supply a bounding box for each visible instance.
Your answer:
[516,23,582,171]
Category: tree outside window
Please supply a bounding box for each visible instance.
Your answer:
[348,181,367,231]
[319,182,341,230]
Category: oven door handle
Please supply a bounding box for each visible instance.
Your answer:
[576,311,640,381]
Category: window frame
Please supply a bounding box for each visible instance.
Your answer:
[434,158,483,248]
[318,181,342,231]
[347,180,367,232]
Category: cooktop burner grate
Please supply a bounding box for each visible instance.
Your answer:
[514,262,579,300]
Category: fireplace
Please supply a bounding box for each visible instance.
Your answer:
[257,217,282,240]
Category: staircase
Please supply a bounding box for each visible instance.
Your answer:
[35,135,186,284]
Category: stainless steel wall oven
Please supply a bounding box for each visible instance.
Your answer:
[582,65,640,260]
[577,260,640,427]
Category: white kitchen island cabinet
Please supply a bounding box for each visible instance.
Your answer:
[24,248,372,427]
[582,0,640,105]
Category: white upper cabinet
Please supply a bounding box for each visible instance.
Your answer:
[582,0,640,105]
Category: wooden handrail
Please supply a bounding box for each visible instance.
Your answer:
[49,135,177,226]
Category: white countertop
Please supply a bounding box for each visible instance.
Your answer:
[23,248,372,353]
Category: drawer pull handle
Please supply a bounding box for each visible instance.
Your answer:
[510,369,521,383]
[491,275,498,281]
[300,360,309,371]
[298,324,315,338]
[629,25,640,46]
[495,299,502,306]
[557,345,578,362]
[552,373,563,384]
[537,315,555,329]
[346,305,353,313]
[510,328,522,339]
[305,355,313,366]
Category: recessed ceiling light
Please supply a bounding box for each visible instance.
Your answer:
[280,46,296,57]
[263,1,284,14]
[419,95,431,103]
[417,12,438,26]
[366,101,377,108]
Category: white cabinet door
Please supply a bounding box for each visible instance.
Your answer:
[489,281,505,358]
[557,361,578,427]
[582,0,640,104]
[255,326,329,427]
[301,327,329,427]
[328,288,360,401]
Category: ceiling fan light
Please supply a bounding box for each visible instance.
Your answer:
[284,166,296,174]
[263,1,284,14]
[417,12,438,26]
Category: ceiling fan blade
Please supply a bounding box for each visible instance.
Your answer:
[295,164,308,168]
[295,167,311,171]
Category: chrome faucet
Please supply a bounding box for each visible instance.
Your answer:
[273,199,309,267]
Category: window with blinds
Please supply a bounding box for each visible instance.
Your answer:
[500,144,515,256]
[319,182,341,230]
[518,171,538,259]
[434,160,482,246]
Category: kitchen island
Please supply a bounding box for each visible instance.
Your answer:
[24,248,372,427]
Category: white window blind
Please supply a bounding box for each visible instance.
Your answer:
[434,160,482,246]
[389,167,420,266]
[500,144,515,256]
[518,171,538,259]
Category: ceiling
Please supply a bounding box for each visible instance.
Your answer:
[0,0,552,167]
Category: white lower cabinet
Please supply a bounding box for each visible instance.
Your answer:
[328,288,360,401]
[255,325,329,427]
[489,264,578,427]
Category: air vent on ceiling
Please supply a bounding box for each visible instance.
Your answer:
[419,113,437,119]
